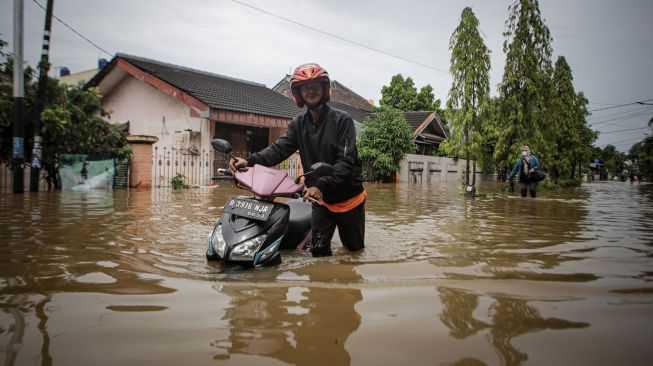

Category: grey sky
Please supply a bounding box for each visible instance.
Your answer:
[2,0,652,152]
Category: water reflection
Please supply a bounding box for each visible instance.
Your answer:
[439,287,589,366]
[0,191,180,366]
[213,265,362,365]
[439,287,489,339]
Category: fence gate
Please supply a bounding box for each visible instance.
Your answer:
[152,147,211,188]
[0,161,49,193]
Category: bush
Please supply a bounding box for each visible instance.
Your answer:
[358,107,415,181]
[170,173,190,189]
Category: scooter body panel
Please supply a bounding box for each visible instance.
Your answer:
[208,201,290,266]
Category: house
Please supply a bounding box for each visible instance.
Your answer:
[86,53,302,188]
[403,111,449,156]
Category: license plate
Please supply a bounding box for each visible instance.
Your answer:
[223,198,273,221]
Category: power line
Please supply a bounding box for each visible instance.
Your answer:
[230,0,450,74]
[31,0,113,58]
[588,98,653,112]
[587,105,652,121]
[589,109,653,127]
[599,126,651,134]
[603,135,648,146]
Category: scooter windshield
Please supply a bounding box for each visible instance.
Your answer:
[234,164,305,198]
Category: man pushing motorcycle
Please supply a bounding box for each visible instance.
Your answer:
[229,63,366,257]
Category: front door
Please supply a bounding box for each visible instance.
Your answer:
[213,122,269,171]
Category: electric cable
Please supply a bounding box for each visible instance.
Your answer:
[230,0,449,74]
[587,105,652,121]
[588,98,653,112]
[589,109,653,127]
[31,0,113,58]
[599,126,651,134]
[602,135,649,146]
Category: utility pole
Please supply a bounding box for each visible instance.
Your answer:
[30,0,54,191]
[12,0,25,193]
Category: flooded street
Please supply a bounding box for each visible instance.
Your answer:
[1,181,652,365]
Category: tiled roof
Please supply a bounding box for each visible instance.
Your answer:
[329,101,372,123]
[101,54,303,119]
[403,112,432,132]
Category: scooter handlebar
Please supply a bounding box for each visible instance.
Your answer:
[295,190,323,206]
[216,168,233,176]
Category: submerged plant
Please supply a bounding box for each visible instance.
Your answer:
[170,173,190,189]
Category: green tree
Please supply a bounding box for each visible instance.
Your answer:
[358,107,415,181]
[440,7,492,188]
[571,92,597,179]
[380,74,440,112]
[628,128,653,181]
[548,56,581,180]
[415,84,437,111]
[1,51,38,162]
[598,144,626,179]
[0,38,130,188]
[39,84,130,188]
[495,0,553,177]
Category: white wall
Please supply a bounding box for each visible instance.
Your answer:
[399,154,488,183]
[101,76,214,185]
[102,76,213,152]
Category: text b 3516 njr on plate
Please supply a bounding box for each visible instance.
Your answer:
[223,198,273,221]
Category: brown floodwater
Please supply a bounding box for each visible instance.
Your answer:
[1,181,652,366]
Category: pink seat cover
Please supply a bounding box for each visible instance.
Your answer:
[234,164,305,198]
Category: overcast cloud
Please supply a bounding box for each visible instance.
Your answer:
[2,0,652,152]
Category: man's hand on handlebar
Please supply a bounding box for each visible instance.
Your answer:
[303,186,323,203]
[229,157,249,174]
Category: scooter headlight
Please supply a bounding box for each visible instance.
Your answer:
[229,234,267,261]
[210,224,227,258]
[254,236,283,265]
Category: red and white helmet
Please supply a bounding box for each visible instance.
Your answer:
[290,63,331,108]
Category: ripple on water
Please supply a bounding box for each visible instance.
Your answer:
[1,182,651,285]
[75,272,117,284]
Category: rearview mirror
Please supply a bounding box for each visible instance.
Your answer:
[295,162,335,184]
[310,162,335,177]
[211,139,232,154]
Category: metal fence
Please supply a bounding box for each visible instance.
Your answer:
[0,161,49,193]
[152,147,212,188]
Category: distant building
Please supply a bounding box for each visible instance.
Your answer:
[58,58,109,87]
[59,68,99,87]
[404,112,449,156]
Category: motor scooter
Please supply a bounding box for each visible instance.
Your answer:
[206,139,334,266]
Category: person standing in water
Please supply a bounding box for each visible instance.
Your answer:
[506,145,542,198]
[229,63,366,257]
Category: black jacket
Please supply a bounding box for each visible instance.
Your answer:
[247,105,364,204]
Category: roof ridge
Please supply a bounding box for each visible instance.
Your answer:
[116,53,266,87]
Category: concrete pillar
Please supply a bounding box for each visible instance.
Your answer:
[126,135,158,188]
